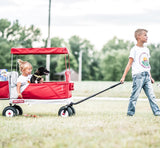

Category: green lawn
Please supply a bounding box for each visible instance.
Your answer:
[73,81,160,99]
[0,81,160,148]
[1,100,160,148]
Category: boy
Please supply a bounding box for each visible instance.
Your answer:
[120,29,160,116]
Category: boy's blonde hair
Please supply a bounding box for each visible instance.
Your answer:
[135,29,148,40]
[17,59,32,73]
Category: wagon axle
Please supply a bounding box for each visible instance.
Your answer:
[58,105,75,117]
[2,105,23,117]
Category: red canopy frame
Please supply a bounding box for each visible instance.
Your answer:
[11,47,69,55]
[10,47,70,72]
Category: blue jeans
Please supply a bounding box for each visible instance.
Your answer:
[127,71,160,116]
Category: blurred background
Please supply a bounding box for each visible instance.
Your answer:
[0,0,160,81]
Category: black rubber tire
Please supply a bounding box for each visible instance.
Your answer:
[69,106,75,115]
[58,106,73,117]
[2,106,17,117]
[13,105,23,115]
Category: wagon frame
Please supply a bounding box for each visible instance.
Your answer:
[1,47,75,117]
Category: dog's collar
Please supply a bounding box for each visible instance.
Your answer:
[34,74,42,78]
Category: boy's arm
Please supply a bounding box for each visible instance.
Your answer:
[149,71,155,83]
[17,82,23,98]
[120,58,133,83]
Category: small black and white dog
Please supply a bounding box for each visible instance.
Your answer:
[30,67,50,83]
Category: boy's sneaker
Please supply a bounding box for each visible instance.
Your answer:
[154,112,160,116]
[127,113,133,116]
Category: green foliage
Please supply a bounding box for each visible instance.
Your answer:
[0,19,11,38]
[69,35,102,80]
[88,51,103,80]
[55,54,78,73]
[102,36,134,52]
[0,18,160,81]
[100,50,131,81]
[0,19,41,72]
[100,37,134,81]
[6,20,21,41]
[150,48,160,81]
[69,35,82,64]
[0,37,12,70]
[17,25,41,48]
[43,37,78,79]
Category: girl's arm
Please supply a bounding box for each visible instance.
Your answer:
[17,82,22,98]
[120,58,133,83]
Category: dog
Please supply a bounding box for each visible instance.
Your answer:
[30,67,50,83]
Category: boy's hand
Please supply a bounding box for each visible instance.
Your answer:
[120,77,125,84]
[151,77,155,83]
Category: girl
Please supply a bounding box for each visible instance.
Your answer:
[17,59,32,98]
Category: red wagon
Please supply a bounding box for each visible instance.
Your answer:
[1,47,75,117]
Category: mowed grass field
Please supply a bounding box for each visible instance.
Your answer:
[0,81,160,148]
[73,81,160,98]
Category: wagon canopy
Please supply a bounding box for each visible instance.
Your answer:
[11,47,69,55]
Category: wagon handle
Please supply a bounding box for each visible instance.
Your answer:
[69,82,122,106]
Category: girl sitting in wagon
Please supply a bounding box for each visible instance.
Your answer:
[17,59,32,98]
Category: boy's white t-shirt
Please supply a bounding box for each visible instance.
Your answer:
[129,45,151,76]
[17,74,32,92]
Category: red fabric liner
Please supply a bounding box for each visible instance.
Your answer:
[11,47,69,55]
[22,82,73,100]
[0,81,9,99]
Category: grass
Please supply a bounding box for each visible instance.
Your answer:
[73,81,160,99]
[0,81,160,148]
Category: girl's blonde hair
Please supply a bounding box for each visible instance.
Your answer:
[17,59,32,73]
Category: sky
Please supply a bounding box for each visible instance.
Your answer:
[0,0,160,50]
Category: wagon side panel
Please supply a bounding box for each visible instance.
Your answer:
[22,82,72,100]
[0,81,9,99]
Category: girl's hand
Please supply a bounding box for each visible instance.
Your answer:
[18,93,23,99]
[39,78,44,83]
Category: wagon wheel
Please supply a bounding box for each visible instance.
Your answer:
[13,105,23,115]
[2,106,17,117]
[58,106,73,117]
[68,106,76,115]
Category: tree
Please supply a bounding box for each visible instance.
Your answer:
[0,19,11,38]
[99,37,134,81]
[69,35,82,65]
[0,19,42,72]
[89,51,103,80]
[102,36,134,53]
[69,35,102,80]
[0,19,41,48]
[0,37,12,70]
[100,50,131,81]
[55,54,78,73]
[150,47,160,81]
[43,37,78,80]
